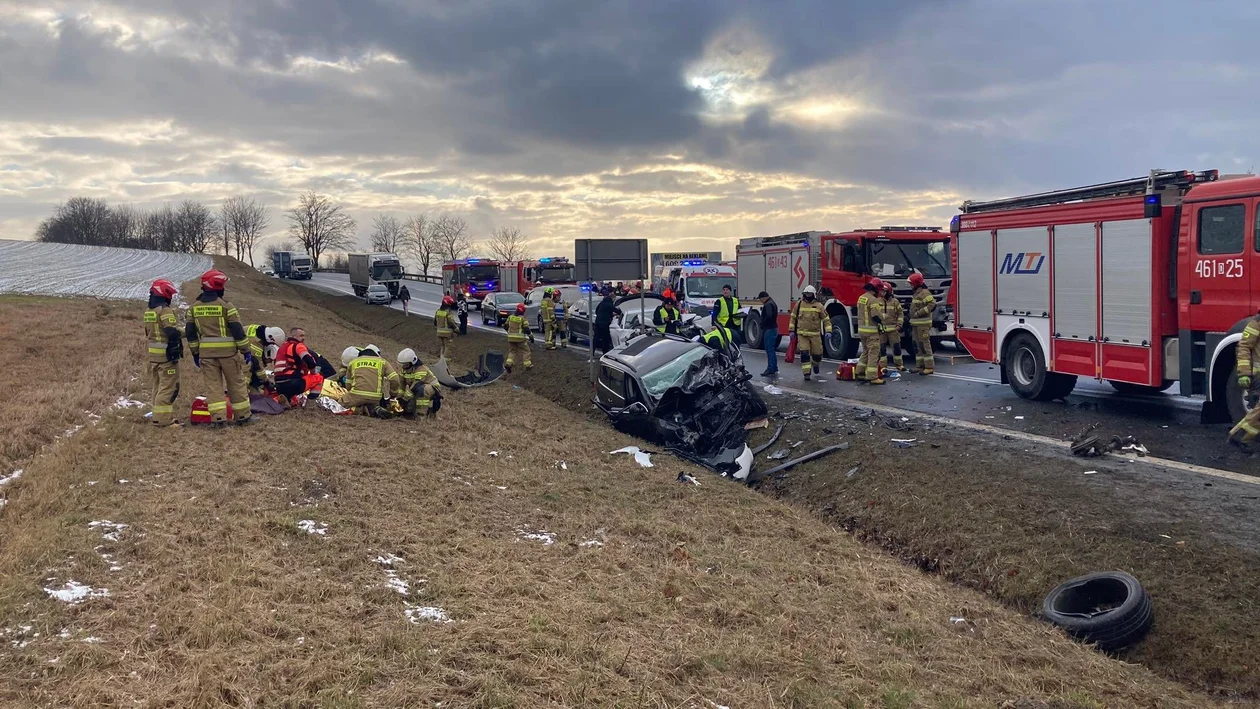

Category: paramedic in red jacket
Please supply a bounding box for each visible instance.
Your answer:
[273,328,323,401]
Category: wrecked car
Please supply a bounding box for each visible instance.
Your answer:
[594,335,766,480]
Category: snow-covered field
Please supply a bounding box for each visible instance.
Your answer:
[0,240,212,300]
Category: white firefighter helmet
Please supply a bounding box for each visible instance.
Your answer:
[341,346,360,367]
[265,326,285,345]
[397,348,419,367]
[364,344,381,356]
[802,285,817,295]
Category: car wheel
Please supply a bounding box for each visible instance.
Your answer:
[1041,571,1154,652]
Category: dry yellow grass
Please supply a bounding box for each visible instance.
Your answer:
[0,260,1236,708]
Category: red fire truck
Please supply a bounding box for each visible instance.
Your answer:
[499,257,577,295]
[951,168,1260,421]
[737,227,954,357]
[441,258,501,310]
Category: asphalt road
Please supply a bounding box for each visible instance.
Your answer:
[292,272,1256,475]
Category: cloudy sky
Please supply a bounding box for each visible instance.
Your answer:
[0,0,1256,260]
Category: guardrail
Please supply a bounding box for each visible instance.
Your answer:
[401,273,443,284]
[314,267,348,274]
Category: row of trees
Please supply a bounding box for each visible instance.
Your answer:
[35,192,536,272]
[36,196,270,265]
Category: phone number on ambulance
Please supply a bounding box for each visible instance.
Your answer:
[1195,258,1244,279]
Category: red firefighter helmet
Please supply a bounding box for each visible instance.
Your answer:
[200,269,228,291]
[515,303,526,315]
[663,288,674,299]
[149,279,178,300]
[908,273,925,288]
[866,277,885,292]
[442,295,455,306]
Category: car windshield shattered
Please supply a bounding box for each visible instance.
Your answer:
[639,347,708,397]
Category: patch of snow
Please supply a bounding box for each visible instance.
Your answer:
[495,485,507,490]
[63,425,83,438]
[0,240,212,300]
[113,396,145,409]
[609,446,654,468]
[488,451,499,457]
[81,636,102,643]
[386,576,410,595]
[117,479,129,484]
[949,616,967,624]
[516,529,556,546]
[0,470,23,486]
[579,539,604,548]
[43,580,109,604]
[763,385,783,395]
[57,628,71,639]
[87,481,98,486]
[374,553,405,566]
[297,520,328,536]
[296,636,305,645]
[452,476,472,486]
[404,605,452,624]
[88,520,127,542]
[554,461,568,471]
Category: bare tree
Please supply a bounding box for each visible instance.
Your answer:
[404,213,440,276]
[35,197,112,245]
[105,204,144,248]
[487,225,531,262]
[222,196,270,266]
[174,200,215,254]
[142,205,179,252]
[369,214,405,253]
[286,190,357,267]
[262,239,298,265]
[432,213,473,261]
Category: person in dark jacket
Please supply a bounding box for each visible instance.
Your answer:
[398,285,411,315]
[455,292,469,335]
[593,287,620,354]
[757,291,779,376]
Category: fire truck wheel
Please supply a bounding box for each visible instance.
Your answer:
[1004,332,1067,401]
[1224,370,1252,425]
[823,316,855,360]
[743,317,762,349]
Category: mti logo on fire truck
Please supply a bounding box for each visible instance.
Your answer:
[999,252,1045,275]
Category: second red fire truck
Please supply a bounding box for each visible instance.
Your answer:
[499,257,577,295]
[441,258,501,309]
[737,227,954,356]
[951,168,1260,422]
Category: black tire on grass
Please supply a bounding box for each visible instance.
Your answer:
[1041,571,1154,652]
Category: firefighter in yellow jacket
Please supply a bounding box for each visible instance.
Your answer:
[856,279,886,385]
[396,348,441,418]
[1229,312,1260,447]
[505,303,535,371]
[908,273,937,375]
[879,282,905,372]
[789,285,830,380]
[144,279,184,426]
[551,288,569,348]
[186,270,254,426]
[541,287,559,349]
[435,295,458,358]
[343,347,402,418]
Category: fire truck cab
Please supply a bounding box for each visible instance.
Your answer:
[500,257,576,295]
[952,168,1259,422]
[441,258,501,309]
[737,228,953,357]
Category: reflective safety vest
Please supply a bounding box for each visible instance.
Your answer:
[190,298,246,358]
[714,296,742,329]
[910,288,937,327]
[400,365,436,400]
[882,295,903,330]
[703,326,732,350]
[143,306,178,363]
[655,305,681,333]
[347,356,399,399]
[542,298,556,324]
[856,292,880,335]
[274,339,311,377]
[435,308,455,337]
[506,315,529,342]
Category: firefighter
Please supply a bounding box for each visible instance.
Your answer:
[551,288,568,348]
[789,285,830,380]
[342,347,402,418]
[856,279,885,385]
[186,269,254,426]
[541,286,558,350]
[435,296,458,358]
[880,282,905,372]
[144,279,183,426]
[505,302,535,371]
[1228,312,1260,448]
[244,323,271,393]
[653,295,682,335]
[396,348,441,418]
[908,273,937,375]
[711,283,743,346]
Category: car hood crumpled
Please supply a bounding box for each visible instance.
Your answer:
[600,349,767,480]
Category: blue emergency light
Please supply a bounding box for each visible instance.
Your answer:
[467,258,480,264]
[1143,193,1161,218]
[681,259,706,267]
